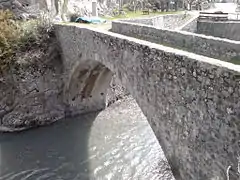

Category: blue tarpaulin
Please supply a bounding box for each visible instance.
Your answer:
[75,16,106,24]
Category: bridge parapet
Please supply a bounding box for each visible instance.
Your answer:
[111,20,240,64]
[197,20,240,41]
[117,13,191,29]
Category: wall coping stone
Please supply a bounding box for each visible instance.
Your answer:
[113,20,240,44]
[117,12,185,21]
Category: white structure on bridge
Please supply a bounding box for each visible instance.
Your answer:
[92,0,98,17]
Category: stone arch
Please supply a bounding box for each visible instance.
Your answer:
[63,59,113,116]
[55,24,240,180]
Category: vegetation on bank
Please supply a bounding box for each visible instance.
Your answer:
[0,7,182,75]
[0,10,53,75]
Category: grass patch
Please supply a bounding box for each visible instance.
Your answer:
[229,57,240,65]
[101,10,183,20]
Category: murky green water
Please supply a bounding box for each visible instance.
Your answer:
[0,97,173,180]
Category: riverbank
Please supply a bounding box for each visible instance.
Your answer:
[0,95,131,133]
[0,11,191,132]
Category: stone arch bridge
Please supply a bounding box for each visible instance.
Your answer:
[55,23,240,180]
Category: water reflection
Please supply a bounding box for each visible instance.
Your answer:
[0,113,97,180]
[0,97,173,180]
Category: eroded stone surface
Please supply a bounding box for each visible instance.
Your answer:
[0,0,45,19]
[55,23,240,180]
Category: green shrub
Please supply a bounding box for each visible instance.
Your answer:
[0,10,53,74]
[0,10,21,72]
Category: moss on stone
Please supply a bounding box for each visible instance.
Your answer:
[229,56,240,65]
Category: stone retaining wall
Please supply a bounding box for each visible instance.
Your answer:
[178,15,198,33]
[120,13,192,29]
[197,20,240,41]
[111,21,240,63]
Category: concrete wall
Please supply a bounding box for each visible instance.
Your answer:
[55,23,240,180]
[178,15,198,33]
[111,21,240,63]
[197,20,240,41]
[120,14,191,29]
[163,14,192,29]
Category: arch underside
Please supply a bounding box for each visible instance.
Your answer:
[64,59,113,116]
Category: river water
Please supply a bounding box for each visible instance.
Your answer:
[0,97,174,180]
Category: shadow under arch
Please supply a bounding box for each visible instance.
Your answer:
[63,59,113,117]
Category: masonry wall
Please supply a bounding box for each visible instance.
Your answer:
[163,14,192,29]
[111,21,240,63]
[179,15,198,33]
[56,24,240,180]
[197,20,240,41]
[120,14,191,29]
